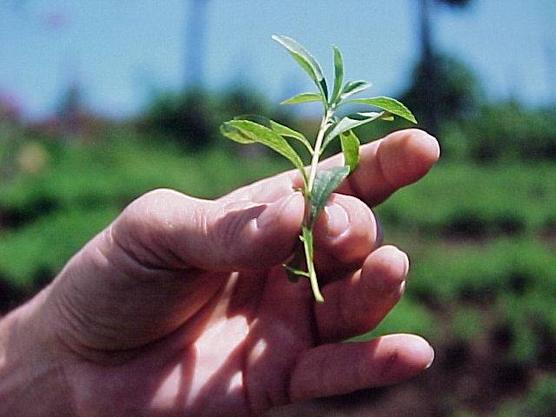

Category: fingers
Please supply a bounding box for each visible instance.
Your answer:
[233,129,439,207]
[112,188,305,272]
[326,129,440,206]
[289,334,434,402]
[312,193,379,280]
[315,246,409,342]
[46,189,305,353]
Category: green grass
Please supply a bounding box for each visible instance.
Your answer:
[0,132,287,288]
[0,207,118,287]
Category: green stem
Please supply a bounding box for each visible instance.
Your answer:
[307,109,333,193]
[304,236,323,303]
[301,109,333,303]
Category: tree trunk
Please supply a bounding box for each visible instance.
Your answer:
[418,0,440,135]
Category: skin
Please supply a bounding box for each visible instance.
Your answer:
[0,129,439,417]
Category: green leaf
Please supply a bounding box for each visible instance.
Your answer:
[309,166,350,224]
[284,266,309,282]
[220,120,306,174]
[234,115,313,154]
[340,130,360,173]
[330,46,344,104]
[272,35,328,101]
[339,80,372,101]
[284,264,310,279]
[381,112,395,121]
[322,112,384,151]
[281,92,322,105]
[349,96,417,124]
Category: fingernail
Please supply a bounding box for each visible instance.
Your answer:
[325,202,349,237]
[256,194,297,230]
[425,344,435,369]
[399,280,407,296]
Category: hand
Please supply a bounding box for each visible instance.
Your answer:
[0,129,439,417]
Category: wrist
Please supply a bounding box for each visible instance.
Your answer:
[0,288,75,416]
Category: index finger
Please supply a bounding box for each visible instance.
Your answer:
[317,128,440,206]
[222,129,439,207]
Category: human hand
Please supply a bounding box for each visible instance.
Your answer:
[0,129,439,417]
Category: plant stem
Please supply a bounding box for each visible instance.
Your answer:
[307,109,333,193]
[301,109,333,303]
[304,233,323,303]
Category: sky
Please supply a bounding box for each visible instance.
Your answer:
[1,0,555,120]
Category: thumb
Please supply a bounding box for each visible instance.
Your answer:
[112,188,305,271]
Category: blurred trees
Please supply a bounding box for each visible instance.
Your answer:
[401,52,482,126]
[140,87,298,151]
[141,89,217,150]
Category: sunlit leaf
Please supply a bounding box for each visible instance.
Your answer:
[309,166,350,224]
[331,46,344,105]
[272,35,328,101]
[322,112,384,151]
[234,115,313,154]
[220,120,305,173]
[349,96,417,123]
[339,80,372,101]
[340,130,360,173]
[281,92,322,105]
[381,112,395,121]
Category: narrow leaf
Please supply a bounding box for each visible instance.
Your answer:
[220,120,305,173]
[322,112,384,151]
[281,92,322,105]
[220,121,254,144]
[339,80,372,101]
[272,35,328,101]
[340,130,360,173]
[381,112,395,121]
[331,46,344,104]
[309,166,350,224]
[284,264,310,280]
[234,115,313,154]
[270,121,313,154]
[283,243,308,283]
[349,96,417,124]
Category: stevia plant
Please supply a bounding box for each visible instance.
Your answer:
[220,35,416,303]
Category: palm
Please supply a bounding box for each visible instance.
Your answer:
[68,267,316,417]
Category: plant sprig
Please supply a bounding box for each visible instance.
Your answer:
[221,35,416,303]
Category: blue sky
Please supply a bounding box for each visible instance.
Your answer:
[1,0,555,119]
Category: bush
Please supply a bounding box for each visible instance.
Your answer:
[495,374,556,417]
[443,103,556,162]
[376,162,556,237]
[0,207,118,288]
